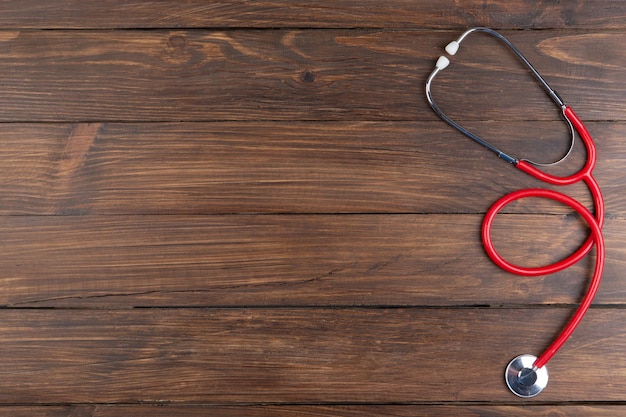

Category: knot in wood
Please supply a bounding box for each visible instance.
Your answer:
[167,34,188,49]
[300,70,316,83]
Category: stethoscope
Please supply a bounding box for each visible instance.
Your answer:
[425,27,605,398]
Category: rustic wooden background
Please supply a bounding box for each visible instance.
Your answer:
[1,1,625,415]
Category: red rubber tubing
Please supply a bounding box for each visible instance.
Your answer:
[481,106,605,369]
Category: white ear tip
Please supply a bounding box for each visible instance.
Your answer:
[445,41,459,55]
[436,56,450,70]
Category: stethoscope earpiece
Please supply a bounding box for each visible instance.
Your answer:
[444,40,460,55]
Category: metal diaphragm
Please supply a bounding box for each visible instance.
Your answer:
[505,354,548,398]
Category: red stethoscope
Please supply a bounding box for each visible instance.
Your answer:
[425,27,605,397]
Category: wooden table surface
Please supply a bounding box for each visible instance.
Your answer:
[1,1,625,415]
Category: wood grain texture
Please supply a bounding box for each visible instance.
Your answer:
[1,0,625,29]
[2,405,626,416]
[0,308,625,403]
[0,214,623,307]
[0,30,623,122]
[2,0,623,411]
[0,121,622,215]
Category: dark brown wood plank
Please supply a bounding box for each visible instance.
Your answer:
[0,308,624,403]
[0,121,622,215]
[1,1,625,29]
[0,30,623,122]
[1,214,621,307]
[2,405,626,416]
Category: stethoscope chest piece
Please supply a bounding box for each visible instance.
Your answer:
[505,354,548,398]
